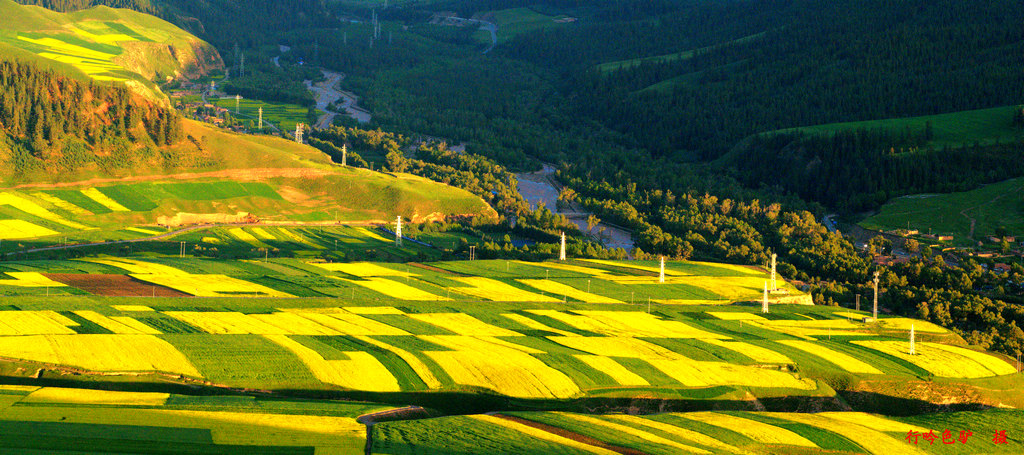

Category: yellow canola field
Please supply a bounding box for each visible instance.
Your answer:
[420,335,579,398]
[816,412,933,433]
[553,413,710,454]
[277,228,323,249]
[0,404,368,449]
[516,261,615,277]
[80,188,130,212]
[528,310,727,338]
[166,311,297,335]
[296,312,409,336]
[926,343,1018,376]
[707,312,766,321]
[31,192,88,215]
[0,310,77,335]
[702,339,792,364]
[606,415,747,454]
[250,227,277,240]
[0,272,66,288]
[353,335,443,389]
[550,336,686,360]
[74,310,158,334]
[227,228,267,247]
[67,24,137,45]
[126,227,161,235]
[343,306,404,315]
[312,262,416,277]
[84,260,291,297]
[680,412,818,447]
[648,358,813,389]
[409,313,523,337]
[851,340,1010,378]
[22,387,168,406]
[0,334,200,377]
[583,259,689,276]
[0,220,58,239]
[776,340,883,374]
[133,273,292,298]
[0,192,88,229]
[111,305,153,312]
[341,277,449,301]
[450,277,560,302]
[574,355,649,386]
[469,415,619,455]
[265,334,400,392]
[772,413,929,455]
[517,279,623,303]
[753,319,874,338]
[355,227,393,243]
[16,36,118,61]
[501,313,579,337]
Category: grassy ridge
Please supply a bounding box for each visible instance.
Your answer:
[778,105,1023,148]
[859,177,1024,242]
[0,0,222,99]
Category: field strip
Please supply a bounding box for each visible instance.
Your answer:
[501,313,579,337]
[22,387,168,406]
[74,310,158,334]
[0,311,77,335]
[528,310,727,338]
[11,168,336,189]
[679,412,818,447]
[574,355,649,386]
[80,188,130,212]
[925,343,1018,375]
[313,262,417,277]
[452,277,561,302]
[605,415,747,454]
[341,277,449,301]
[0,272,67,288]
[554,412,712,454]
[409,313,523,336]
[518,279,623,303]
[776,340,883,374]
[0,220,59,240]
[851,340,1002,378]
[470,415,620,455]
[264,334,400,392]
[701,339,792,364]
[771,413,928,455]
[353,335,443,389]
[0,192,89,229]
[0,334,200,376]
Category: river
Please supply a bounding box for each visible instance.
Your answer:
[515,164,635,253]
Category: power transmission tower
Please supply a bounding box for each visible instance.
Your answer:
[658,256,665,284]
[762,281,769,314]
[872,271,880,320]
[909,324,916,355]
[295,123,304,143]
[258,106,263,130]
[235,94,241,114]
[239,53,245,77]
[559,232,566,261]
[395,216,403,246]
[770,253,777,291]
[341,143,347,166]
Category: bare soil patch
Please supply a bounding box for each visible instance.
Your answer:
[45,274,191,297]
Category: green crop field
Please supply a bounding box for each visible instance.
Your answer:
[859,177,1024,242]
[778,105,1023,148]
[597,32,766,74]
[471,8,576,44]
[209,96,311,132]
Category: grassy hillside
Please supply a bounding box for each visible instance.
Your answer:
[596,31,766,74]
[859,177,1024,242]
[0,0,222,99]
[776,105,1023,148]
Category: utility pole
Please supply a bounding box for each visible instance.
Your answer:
[770,253,777,291]
[341,144,347,166]
[872,271,880,320]
[239,53,245,78]
[469,245,475,261]
[235,94,241,114]
[855,293,860,311]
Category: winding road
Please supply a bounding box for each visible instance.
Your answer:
[306,70,372,128]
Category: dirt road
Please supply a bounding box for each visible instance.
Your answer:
[306,70,371,128]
